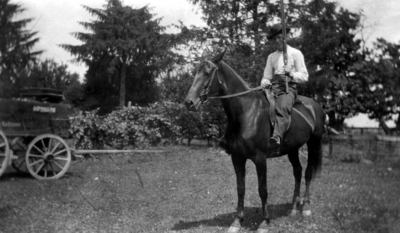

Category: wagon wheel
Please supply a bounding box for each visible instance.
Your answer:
[10,137,29,174]
[0,131,10,177]
[25,134,71,180]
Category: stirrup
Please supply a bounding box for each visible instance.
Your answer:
[269,135,280,147]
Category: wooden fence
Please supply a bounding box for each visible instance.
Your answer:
[327,134,400,162]
[344,127,384,135]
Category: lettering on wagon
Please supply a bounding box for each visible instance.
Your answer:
[33,106,56,113]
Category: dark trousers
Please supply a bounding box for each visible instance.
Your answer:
[271,75,297,139]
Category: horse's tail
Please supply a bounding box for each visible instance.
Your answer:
[313,136,323,177]
[306,134,323,180]
[307,110,326,179]
[324,114,340,135]
[308,113,339,178]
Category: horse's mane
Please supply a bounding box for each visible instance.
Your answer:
[218,61,250,90]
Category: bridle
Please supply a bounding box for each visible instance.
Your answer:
[199,60,221,103]
[199,60,264,103]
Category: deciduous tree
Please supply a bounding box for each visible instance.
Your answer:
[352,39,400,133]
[20,59,83,106]
[188,0,365,130]
[294,0,363,130]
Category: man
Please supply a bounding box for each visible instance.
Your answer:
[261,23,309,148]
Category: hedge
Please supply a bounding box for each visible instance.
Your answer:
[69,101,226,149]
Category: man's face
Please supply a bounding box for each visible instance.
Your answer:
[269,34,284,51]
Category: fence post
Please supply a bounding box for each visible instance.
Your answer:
[366,138,371,160]
[373,135,378,161]
[349,134,354,154]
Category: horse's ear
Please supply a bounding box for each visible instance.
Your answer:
[211,48,227,63]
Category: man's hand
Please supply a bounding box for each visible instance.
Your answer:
[284,64,294,78]
[261,79,271,88]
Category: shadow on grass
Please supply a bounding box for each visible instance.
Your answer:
[0,168,80,181]
[171,203,292,231]
[0,169,31,181]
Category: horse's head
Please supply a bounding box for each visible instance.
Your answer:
[184,49,226,111]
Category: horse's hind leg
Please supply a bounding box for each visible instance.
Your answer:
[303,136,323,216]
[288,150,302,215]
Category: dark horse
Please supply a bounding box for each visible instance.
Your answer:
[184,50,325,233]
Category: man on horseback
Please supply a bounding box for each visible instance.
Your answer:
[261,23,309,148]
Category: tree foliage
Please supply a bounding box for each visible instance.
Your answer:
[293,0,363,130]
[61,0,191,112]
[349,39,400,131]
[19,59,84,106]
[369,39,400,119]
[0,0,42,98]
[187,0,368,130]
[22,59,79,89]
[187,0,279,85]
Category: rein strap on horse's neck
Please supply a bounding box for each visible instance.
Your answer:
[208,86,264,99]
[201,60,264,101]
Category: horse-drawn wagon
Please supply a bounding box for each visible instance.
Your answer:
[0,88,75,180]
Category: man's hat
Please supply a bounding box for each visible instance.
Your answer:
[267,23,291,40]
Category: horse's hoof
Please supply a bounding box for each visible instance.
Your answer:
[290,209,300,216]
[227,218,242,233]
[227,226,241,233]
[256,228,269,233]
[256,220,269,233]
[302,209,312,216]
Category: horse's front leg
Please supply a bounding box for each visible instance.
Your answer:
[227,155,247,233]
[254,155,270,233]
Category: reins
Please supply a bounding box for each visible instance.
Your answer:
[200,60,265,103]
[208,86,264,99]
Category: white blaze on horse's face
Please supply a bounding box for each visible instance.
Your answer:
[184,61,216,111]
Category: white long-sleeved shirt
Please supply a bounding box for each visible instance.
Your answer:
[262,45,308,83]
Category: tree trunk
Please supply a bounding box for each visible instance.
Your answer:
[119,62,126,107]
[251,1,260,50]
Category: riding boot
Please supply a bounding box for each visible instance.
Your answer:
[268,131,281,157]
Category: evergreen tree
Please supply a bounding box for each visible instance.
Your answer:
[61,0,190,112]
[0,0,42,98]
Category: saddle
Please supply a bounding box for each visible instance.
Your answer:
[264,90,276,127]
[264,89,303,127]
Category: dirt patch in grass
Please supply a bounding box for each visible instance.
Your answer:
[0,145,399,233]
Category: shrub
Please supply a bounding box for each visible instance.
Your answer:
[69,100,226,149]
[69,109,103,149]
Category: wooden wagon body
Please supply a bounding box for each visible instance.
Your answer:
[0,98,73,137]
[0,88,75,180]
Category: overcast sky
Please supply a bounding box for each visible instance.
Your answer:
[13,0,400,79]
[12,0,206,78]
[11,0,400,127]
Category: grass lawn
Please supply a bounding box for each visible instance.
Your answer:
[0,143,399,233]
